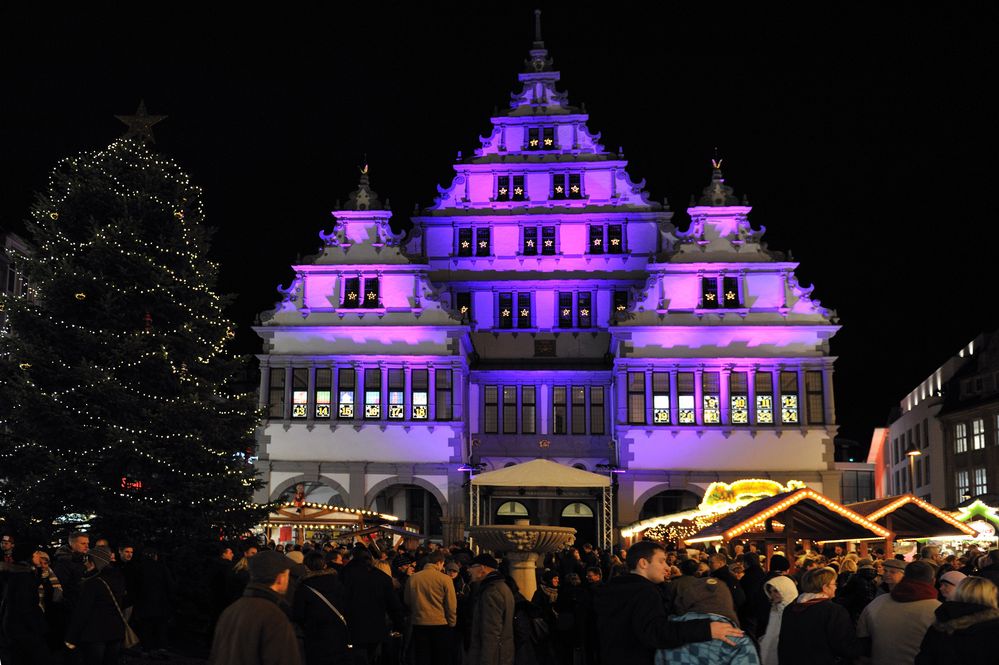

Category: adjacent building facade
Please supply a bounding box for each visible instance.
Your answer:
[252,30,843,545]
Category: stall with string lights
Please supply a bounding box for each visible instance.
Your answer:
[686,488,891,567]
[846,494,976,556]
[261,502,399,544]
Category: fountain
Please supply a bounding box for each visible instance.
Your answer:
[469,519,576,600]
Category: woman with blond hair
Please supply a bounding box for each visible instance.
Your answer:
[777,567,860,665]
[915,576,999,664]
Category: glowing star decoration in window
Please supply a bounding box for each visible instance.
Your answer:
[520,309,529,317]
[499,187,508,195]
[347,291,357,301]
[571,185,580,193]
[501,309,511,317]
[580,309,590,317]
[544,137,553,146]
[593,238,602,246]
[338,391,354,418]
[725,291,737,301]
[705,292,716,301]
[526,239,535,247]
[459,306,469,314]
[514,187,523,195]
[479,241,487,248]
[555,185,563,193]
[461,241,470,248]
[610,238,620,246]
[529,139,539,147]
[562,308,571,316]
[617,305,626,311]
[756,395,774,423]
[544,240,553,247]
[366,291,376,301]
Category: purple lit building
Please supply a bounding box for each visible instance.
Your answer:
[253,20,841,547]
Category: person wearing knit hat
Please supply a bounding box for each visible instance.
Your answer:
[211,549,300,664]
[467,552,514,665]
[937,570,966,600]
[64,545,130,656]
[285,550,304,565]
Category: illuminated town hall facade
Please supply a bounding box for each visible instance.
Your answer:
[252,28,842,546]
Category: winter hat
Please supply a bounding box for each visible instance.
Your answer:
[857,558,875,570]
[674,577,738,624]
[89,546,113,572]
[769,554,790,573]
[249,549,292,583]
[286,550,304,564]
[882,558,906,572]
[469,553,499,569]
[939,571,966,587]
[542,569,559,586]
[394,554,414,569]
[445,561,461,573]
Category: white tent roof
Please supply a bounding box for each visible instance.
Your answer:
[471,459,610,488]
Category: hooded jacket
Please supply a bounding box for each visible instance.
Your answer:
[914,601,999,665]
[856,578,940,665]
[210,582,301,665]
[777,592,860,665]
[758,576,798,665]
[595,573,712,665]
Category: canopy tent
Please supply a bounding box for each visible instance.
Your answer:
[686,488,891,567]
[848,494,975,552]
[469,459,613,550]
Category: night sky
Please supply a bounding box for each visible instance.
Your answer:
[2,5,997,447]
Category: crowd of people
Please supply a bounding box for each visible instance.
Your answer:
[2,528,999,665]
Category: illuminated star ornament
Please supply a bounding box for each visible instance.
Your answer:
[115,100,167,144]
[499,187,508,195]
[555,185,563,193]
[479,241,488,248]
[520,309,529,317]
[514,187,523,195]
[544,137,553,146]
[461,241,470,248]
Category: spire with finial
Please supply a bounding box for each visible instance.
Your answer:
[696,154,740,206]
[533,8,544,48]
[343,161,384,211]
[115,100,166,144]
[524,8,554,73]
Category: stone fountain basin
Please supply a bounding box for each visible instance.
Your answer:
[469,521,576,553]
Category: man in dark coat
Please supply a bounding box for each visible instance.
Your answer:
[0,544,52,665]
[737,552,766,636]
[466,554,515,665]
[210,549,301,665]
[132,548,174,657]
[708,553,746,614]
[51,531,91,614]
[341,547,404,665]
[65,546,128,665]
[595,541,742,665]
[292,552,350,665]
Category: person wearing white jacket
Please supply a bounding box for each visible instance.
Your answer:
[758,575,798,665]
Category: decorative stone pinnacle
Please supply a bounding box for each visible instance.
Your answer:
[533,9,544,47]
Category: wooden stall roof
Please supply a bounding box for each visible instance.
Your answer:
[687,488,891,543]
[264,503,398,527]
[847,494,976,538]
[353,524,425,540]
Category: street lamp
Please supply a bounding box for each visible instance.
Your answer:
[905,443,921,494]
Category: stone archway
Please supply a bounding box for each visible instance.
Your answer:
[633,482,704,519]
[364,476,449,515]
[271,474,350,506]
[636,487,701,522]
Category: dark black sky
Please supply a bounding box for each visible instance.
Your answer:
[2,4,998,444]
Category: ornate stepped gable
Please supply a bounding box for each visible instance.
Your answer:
[259,169,461,328]
[620,162,837,328]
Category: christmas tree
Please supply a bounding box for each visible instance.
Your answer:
[0,138,267,546]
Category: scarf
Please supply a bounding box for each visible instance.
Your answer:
[538,583,558,604]
[890,578,938,602]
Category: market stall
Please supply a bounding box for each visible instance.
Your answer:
[261,502,399,545]
[686,488,891,568]
[847,494,976,556]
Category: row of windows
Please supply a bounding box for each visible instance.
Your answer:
[891,417,930,465]
[455,225,625,257]
[493,174,585,201]
[954,414,999,453]
[454,290,628,328]
[268,367,454,422]
[894,455,931,494]
[956,468,988,504]
[482,385,606,435]
[624,369,826,426]
[337,277,380,308]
